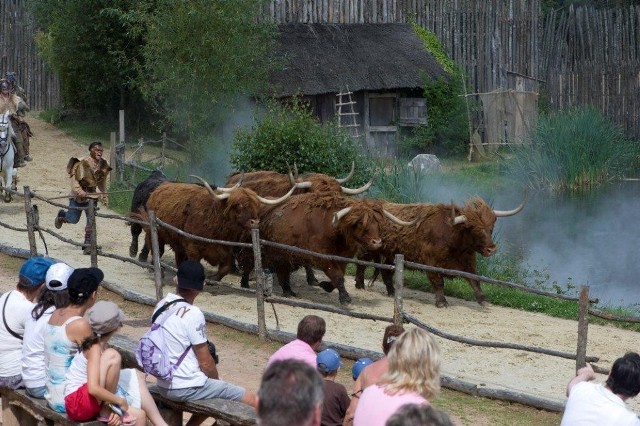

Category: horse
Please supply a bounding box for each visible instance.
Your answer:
[0,111,17,202]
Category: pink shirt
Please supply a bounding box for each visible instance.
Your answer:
[353,384,427,426]
[266,339,317,369]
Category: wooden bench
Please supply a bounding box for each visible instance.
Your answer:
[0,387,102,426]
[109,334,257,426]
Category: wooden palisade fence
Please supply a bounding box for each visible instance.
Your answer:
[7,184,640,411]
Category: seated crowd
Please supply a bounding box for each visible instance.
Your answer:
[6,256,634,426]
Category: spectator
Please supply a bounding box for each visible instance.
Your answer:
[561,353,640,425]
[353,328,441,426]
[153,260,257,426]
[351,358,373,381]
[54,141,112,255]
[267,315,326,369]
[45,267,103,412]
[64,301,168,426]
[317,349,350,426]
[22,262,73,398]
[0,257,54,389]
[258,359,325,426]
[343,324,404,426]
[385,403,454,426]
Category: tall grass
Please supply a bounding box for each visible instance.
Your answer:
[506,107,640,191]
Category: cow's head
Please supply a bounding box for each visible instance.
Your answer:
[332,198,385,250]
[192,175,294,230]
[452,194,526,257]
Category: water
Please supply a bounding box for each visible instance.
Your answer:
[494,183,640,308]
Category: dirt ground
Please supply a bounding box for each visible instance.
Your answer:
[1,115,640,421]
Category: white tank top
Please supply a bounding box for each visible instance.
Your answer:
[44,316,82,413]
[64,351,88,397]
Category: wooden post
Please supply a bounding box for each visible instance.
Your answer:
[22,186,37,256]
[109,131,117,184]
[393,254,404,326]
[576,285,590,372]
[161,132,167,168]
[119,110,125,143]
[88,199,98,267]
[252,227,267,340]
[149,210,164,301]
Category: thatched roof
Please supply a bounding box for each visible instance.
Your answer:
[269,23,448,97]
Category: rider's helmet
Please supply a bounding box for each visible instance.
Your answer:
[4,72,16,85]
[0,81,8,91]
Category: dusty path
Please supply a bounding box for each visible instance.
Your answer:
[1,114,639,415]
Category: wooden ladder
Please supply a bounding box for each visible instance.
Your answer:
[336,87,361,138]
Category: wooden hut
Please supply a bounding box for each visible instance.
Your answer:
[269,23,448,156]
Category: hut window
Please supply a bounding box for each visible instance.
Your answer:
[398,98,427,126]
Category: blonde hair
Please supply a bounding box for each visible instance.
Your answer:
[379,328,441,400]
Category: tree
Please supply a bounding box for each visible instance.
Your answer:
[140,0,276,149]
[30,0,149,122]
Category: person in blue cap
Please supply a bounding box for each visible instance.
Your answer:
[352,358,373,381]
[0,256,54,389]
[317,348,350,426]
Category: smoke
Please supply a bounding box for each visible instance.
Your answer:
[187,97,262,186]
[404,171,638,308]
[494,184,640,308]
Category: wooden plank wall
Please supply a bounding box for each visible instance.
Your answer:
[0,0,60,111]
[540,5,640,138]
[262,0,541,95]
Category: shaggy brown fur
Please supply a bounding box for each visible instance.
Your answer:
[144,183,263,281]
[355,197,501,308]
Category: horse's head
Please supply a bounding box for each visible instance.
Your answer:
[0,111,12,143]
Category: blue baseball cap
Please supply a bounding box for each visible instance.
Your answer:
[19,257,55,287]
[317,348,342,374]
[352,357,373,380]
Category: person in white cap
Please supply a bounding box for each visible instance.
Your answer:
[22,262,73,398]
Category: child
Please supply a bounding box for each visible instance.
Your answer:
[63,301,168,426]
[351,358,373,382]
[317,348,350,426]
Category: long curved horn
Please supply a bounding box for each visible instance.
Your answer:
[336,161,355,184]
[453,215,467,225]
[494,191,528,217]
[451,200,466,224]
[217,173,243,193]
[341,173,376,195]
[257,185,296,205]
[332,207,352,226]
[383,210,418,226]
[190,175,229,200]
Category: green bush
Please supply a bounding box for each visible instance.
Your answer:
[506,106,640,191]
[230,98,370,182]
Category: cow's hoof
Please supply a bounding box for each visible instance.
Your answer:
[3,196,11,203]
[318,281,335,293]
[129,245,137,258]
[386,287,395,297]
[240,281,250,289]
[355,281,365,290]
[283,289,297,298]
[435,299,449,308]
[307,278,320,287]
[339,294,352,305]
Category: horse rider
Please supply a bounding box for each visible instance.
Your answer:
[0,80,28,167]
[4,72,26,99]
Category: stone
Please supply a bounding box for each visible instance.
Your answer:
[408,154,442,173]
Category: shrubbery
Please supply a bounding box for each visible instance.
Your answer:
[506,106,640,191]
[230,98,371,183]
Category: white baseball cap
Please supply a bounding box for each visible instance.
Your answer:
[45,263,74,291]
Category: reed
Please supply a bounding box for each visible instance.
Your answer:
[506,107,640,191]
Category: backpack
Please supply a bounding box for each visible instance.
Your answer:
[135,299,192,381]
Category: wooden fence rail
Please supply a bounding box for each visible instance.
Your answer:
[5,185,640,410]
